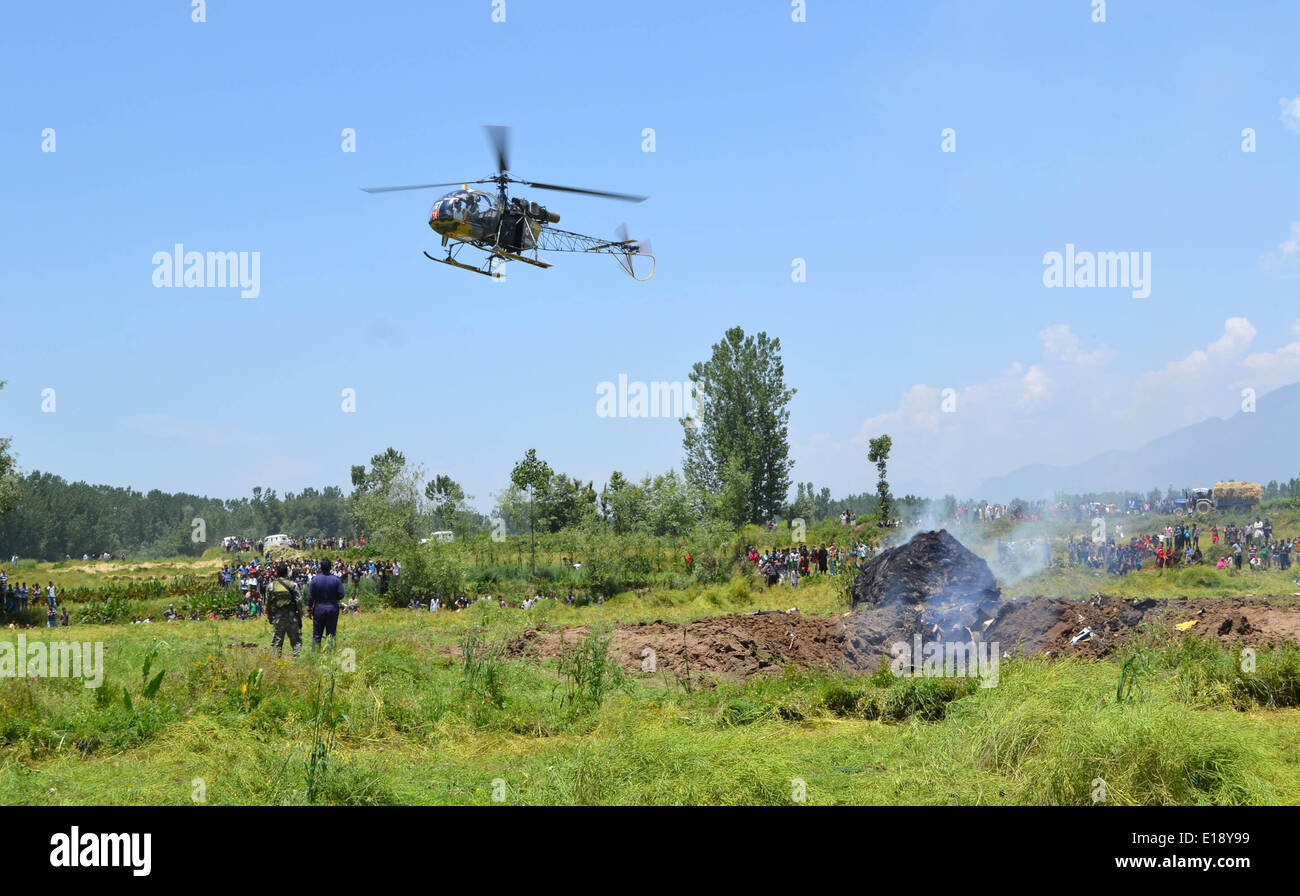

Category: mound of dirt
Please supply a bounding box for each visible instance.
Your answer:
[852,530,1000,611]
[507,613,891,684]
[505,595,1300,683]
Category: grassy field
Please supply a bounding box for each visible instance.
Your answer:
[5,509,1300,805]
[2,583,1298,805]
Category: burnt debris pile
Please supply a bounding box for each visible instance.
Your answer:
[853,530,1000,610]
[852,530,1003,640]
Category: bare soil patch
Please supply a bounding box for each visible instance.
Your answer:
[506,595,1300,683]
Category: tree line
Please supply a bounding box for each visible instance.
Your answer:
[0,328,911,560]
[0,473,352,561]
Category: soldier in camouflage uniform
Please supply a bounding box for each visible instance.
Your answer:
[265,563,303,658]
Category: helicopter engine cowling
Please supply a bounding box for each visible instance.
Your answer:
[527,201,560,224]
[511,197,560,224]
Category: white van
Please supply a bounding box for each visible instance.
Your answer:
[263,534,294,549]
[419,531,455,545]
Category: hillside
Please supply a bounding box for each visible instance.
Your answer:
[979,381,1300,499]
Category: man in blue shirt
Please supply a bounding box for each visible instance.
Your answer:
[308,557,346,649]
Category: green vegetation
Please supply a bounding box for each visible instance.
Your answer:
[0,606,1296,805]
[867,435,893,523]
[682,326,795,524]
[0,382,17,519]
[3,499,1299,805]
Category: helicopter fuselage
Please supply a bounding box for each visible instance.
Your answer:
[428,188,553,255]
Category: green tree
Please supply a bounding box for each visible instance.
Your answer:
[867,435,893,523]
[600,471,642,535]
[702,456,752,530]
[510,449,553,575]
[349,448,425,547]
[814,486,832,522]
[790,482,814,522]
[424,474,470,533]
[537,473,597,533]
[682,327,795,524]
[0,383,18,519]
[644,469,694,536]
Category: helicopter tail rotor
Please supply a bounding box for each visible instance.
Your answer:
[615,222,652,256]
[614,223,654,280]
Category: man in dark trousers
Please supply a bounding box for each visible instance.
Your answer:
[308,558,346,650]
[265,563,304,658]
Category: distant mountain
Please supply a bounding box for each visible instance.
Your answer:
[978,381,1300,499]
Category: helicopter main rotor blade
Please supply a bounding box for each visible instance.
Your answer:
[485,125,510,173]
[524,180,647,202]
[360,182,469,194]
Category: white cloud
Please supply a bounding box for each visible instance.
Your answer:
[1016,364,1053,410]
[1040,323,1115,367]
[1260,222,1300,271]
[1242,341,1300,382]
[1280,222,1300,260]
[809,319,1300,497]
[1137,317,1256,391]
[1281,97,1300,134]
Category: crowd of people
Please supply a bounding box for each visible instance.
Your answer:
[995,537,1053,578]
[221,535,361,553]
[409,590,609,612]
[1065,519,1297,576]
[748,542,870,587]
[219,556,398,598]
[942,498,1201,526]
[0,573,68,627]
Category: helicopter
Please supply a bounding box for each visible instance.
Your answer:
[362,126,653,280]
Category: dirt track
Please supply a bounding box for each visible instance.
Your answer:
[506,595,1300,683]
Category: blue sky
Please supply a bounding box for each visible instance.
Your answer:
[3,0,1300,508]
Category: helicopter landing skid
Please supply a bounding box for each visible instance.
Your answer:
[492,250,552,269]
[423,251,494,276]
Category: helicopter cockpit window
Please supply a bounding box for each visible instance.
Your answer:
[432,191,496,221]
[436,195,470,220]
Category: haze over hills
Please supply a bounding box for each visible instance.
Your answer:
[977,381,1300,500]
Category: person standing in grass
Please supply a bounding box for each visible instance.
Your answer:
[265,563,304,658]
[308,557,345,650]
